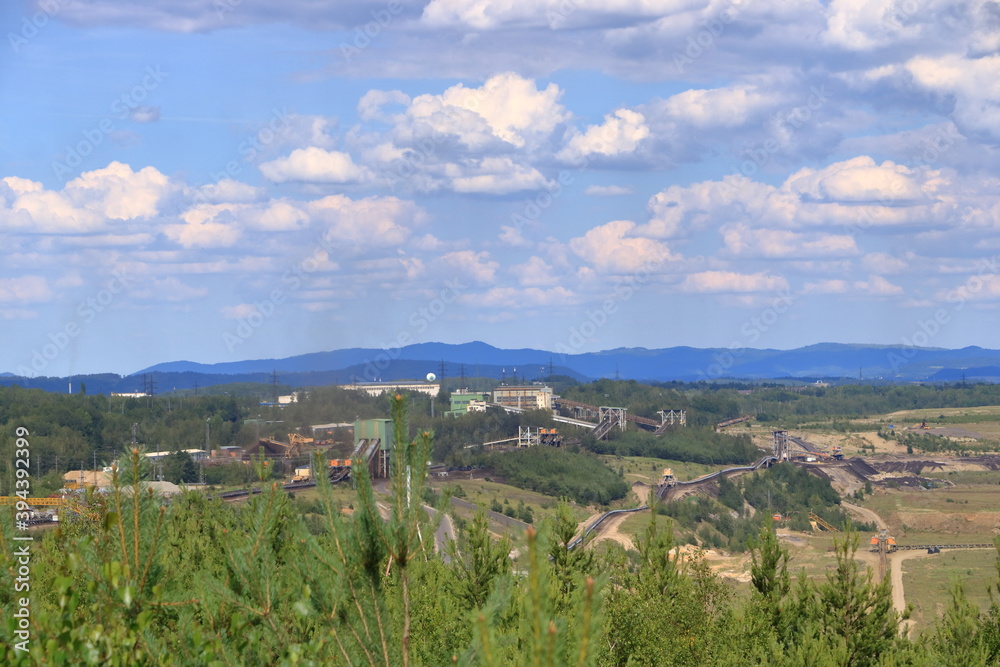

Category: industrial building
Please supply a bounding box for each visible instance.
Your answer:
[62,470,113,489]
[492,385,553,411]
[354,418,393,478]
[340,381,440,398]
[446,391,490,417]
[311,422,354,437]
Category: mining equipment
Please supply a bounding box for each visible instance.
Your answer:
[291,467,311,483]
[288,433,314,448]
[808,512,839,532]
[830,445,843,460]
[538,428,562,446]
[870,529,896,580]
[661,467,676,487]
[869,531,897,553]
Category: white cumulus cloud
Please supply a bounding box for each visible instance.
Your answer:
[259,147,369,183]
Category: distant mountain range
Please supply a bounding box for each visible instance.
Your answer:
[4,342,1000,394]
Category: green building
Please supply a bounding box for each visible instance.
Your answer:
[354,419,393,451]
[445,391,490,417]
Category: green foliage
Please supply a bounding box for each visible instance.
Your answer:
[657,463,856,552]
[449,509,511,610]
[6,386,1000,664]
[480,447,629,505]
[586,428,757,465]
[599,509,731,666]
[161,450,197,484]
[812,529,900,666]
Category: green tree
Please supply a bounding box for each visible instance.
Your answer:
[749,515,791,635]
[163,450,197,484]
[448,509,511,610]
[810,528,900,666]
[547,502,594,603]
[927,582,992,665]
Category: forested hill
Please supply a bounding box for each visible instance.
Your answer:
[7,342,1000,394]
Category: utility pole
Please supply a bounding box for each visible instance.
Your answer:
[202,418,209,485]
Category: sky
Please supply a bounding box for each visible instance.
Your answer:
[1,0,999,377]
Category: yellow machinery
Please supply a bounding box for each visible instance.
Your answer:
[661,467,676,487]
[0,496,65,507]
[808,512,839,532]
[288,433,314,448]
[0,495,101,522]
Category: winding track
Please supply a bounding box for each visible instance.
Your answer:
[567,455,777,549]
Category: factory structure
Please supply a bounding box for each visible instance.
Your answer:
[491,385,553,410]
[339,381,440,398]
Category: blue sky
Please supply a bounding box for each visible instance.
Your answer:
[1,0,999,376]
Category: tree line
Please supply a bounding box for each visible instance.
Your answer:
[2,396,999,665]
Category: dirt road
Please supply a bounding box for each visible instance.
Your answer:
[890,550,933,638]
[840,502,925,637]
[588,511,637,551]
[841,501,887,530]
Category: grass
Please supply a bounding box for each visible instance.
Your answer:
[433,478,592,524]
[925,469,1000,485]
[861,485,1000,520]
[902,548,1000,633]
[616,510,654,538]
[598,455,737,486]
[283,482,359,507]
